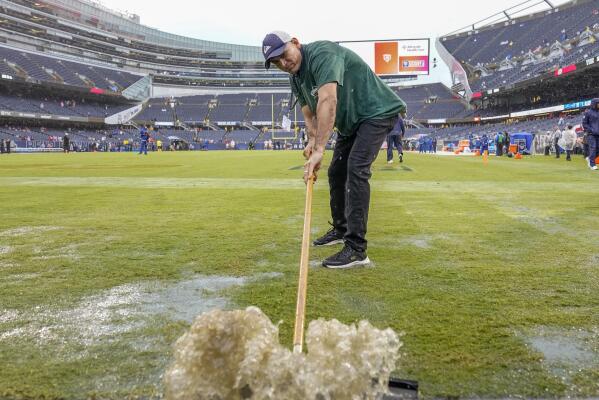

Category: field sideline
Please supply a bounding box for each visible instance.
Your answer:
[0,150,598,399]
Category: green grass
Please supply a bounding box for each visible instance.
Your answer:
[0,151,598,398]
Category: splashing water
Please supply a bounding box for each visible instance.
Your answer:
[164,307,401,400]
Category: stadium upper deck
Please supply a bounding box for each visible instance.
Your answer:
[0,0,288,88]
[438,0,599,93]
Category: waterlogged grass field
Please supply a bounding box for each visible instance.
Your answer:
[0,150,598,399]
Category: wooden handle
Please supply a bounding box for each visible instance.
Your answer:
[293,176,314,354]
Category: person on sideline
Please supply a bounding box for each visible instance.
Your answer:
[582,98,599,170]
[387,116,405,164]
[559,124,577,161]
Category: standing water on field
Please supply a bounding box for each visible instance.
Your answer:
[164,307,401,400]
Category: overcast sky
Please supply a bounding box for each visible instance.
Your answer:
[98,0,571,46]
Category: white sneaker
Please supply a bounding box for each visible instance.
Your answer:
[387,160,393,164]
[592,166,598,171]
[586,157,591,167]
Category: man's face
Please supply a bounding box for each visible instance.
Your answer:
[271,40,302,74]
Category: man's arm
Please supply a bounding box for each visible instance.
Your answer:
[301,105,317,159]
[304,82,337,183]
[582,112,590,132]
[313,82,337,151]
[399,118,406,138]
[302,105,316,139]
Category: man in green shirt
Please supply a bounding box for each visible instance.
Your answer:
[263,31,407,269]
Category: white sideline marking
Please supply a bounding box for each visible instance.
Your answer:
[1,177,598,193]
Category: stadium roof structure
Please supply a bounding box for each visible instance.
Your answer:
[11,0,264,62]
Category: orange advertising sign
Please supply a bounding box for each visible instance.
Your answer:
[374,42,398,75]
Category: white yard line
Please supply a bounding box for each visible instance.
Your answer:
[1,177,598,193]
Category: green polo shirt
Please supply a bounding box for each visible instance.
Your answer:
[290,40,406,136]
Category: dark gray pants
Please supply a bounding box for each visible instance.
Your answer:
[386,134,403,161]
[328,116,398,252]
[589,135,599,167]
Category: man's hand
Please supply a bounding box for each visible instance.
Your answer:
[303,138,315,160]
[304,148,323,184]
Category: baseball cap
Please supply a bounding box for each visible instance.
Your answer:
[262,31,292,69]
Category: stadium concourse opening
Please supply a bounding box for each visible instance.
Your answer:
[1,0,599,398]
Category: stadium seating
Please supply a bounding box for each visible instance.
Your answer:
[409,114,581,141]
[0,46,142,90]
[247,94,288,122]
[0,0,594,154]
[441,0,599,90]
[133,85,467,125]
[442,1,599,66]
[397,83,468,119]
[470,41,599,91]
[0,0,282,88]
[135,93,295,125]
[224,130,261,145]
[0,92,133,117]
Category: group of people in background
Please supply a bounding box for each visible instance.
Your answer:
[457,99,599,170]
[543,125,578,161]
[469,133,492,155]
[417,136,438,154]
[8,98,597,172]
[0,139,13,154]
[536,98,599,169]
[57,125,169,154]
